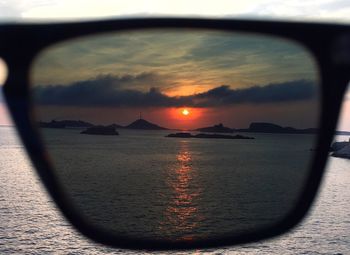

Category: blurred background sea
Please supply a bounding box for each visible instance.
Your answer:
[0,125,349,254]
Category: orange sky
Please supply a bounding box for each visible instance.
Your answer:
[34,98,320,130]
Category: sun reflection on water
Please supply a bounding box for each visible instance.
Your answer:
[159,141,204,241]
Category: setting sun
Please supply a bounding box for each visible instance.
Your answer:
[182,109,190,116]
[167,107,206,129]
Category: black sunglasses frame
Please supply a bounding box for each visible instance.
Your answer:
[1,18,350,250]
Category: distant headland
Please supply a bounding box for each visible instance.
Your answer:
[39,118,168,130]
[195,122,318,134]
[236,122,318,134]
[39,119,323,135]
[81,125,119,136]
[39,118,168,135]
[125,118,167,130]
[39,120,93,129]
[195,123,234,133]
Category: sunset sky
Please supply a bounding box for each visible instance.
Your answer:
[0,0,349,130]
[31,30,318,130]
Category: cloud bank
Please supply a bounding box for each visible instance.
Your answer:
[34,75,316,107]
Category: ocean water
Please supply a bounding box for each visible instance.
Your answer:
[0,126,350,254]
[40,128,315,242]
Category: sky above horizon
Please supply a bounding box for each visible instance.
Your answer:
[30,30,319,130]
[0,0,350,130]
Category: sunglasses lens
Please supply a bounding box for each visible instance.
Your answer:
[30,29,320,242]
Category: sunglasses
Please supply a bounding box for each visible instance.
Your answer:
[1,18,350,250]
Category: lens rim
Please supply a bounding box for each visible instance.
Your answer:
[2,18,349,250]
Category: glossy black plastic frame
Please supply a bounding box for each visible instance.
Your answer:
[1,18,350,250]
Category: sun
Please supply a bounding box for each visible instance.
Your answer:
[182,108,190,116]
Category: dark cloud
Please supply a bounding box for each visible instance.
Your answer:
[195,80,316,106]
[34,75,316,108]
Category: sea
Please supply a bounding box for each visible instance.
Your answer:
[0,126,349,254]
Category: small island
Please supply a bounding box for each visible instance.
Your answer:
[237,122,318,134]
[195,123,234,133]
[81,126,119,136]
[39,120,94,129]
[39,117,167,131]
[166,132,254,140]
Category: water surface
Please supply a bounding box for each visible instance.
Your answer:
[0,126,349,254]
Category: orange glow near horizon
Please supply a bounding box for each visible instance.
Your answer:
[167,107,207,130]
[163,80,213,97]
[170,107,202,120]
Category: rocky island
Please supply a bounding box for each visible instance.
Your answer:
[39,117,167,131]
[125,118,167,130]
[39,120,94,129]
[195,122,318,134]
[195,123,234,133]
[81,126,119,135]
[166,132,254,139]
[237,122,318,134]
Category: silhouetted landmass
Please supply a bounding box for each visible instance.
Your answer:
[166,132,254,139]
[125,118,167,130]
[39,118,166,130]
[81,126,119,135]
[237,122,318,134]
[39,120,94,129]
[38,119,325,136]
[194,122,318,134]
[167,132,193,138]
[195,123,234,133]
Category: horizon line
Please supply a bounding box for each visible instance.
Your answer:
[1,124,350,133]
